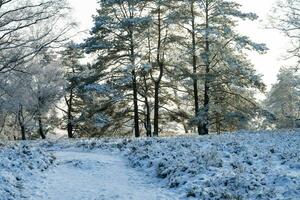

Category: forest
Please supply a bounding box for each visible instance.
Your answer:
[0,0,299,140]
[0,0,299,199]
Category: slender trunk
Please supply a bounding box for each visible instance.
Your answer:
[67,90,74,138]
[200,0,210,135]
[132,68,140,137]
[143,74,152,137]
[216,113,221,134]
[153,4,163,137]
[143,31,152,137]
[21,125,26,140]
[38,115,46,139]
[128,5,140,138]
[183,122,189,134]
[144,96,152,137]
[18,105,26,140]
[37,96,46,139]
[190,0,201,135]
[153,81,160,136]
[145,28,152,137]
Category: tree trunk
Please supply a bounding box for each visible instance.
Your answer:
[144,28,152,137]
[38,115,46,139]
[200,0,210,135]
[216,113,221,134]
[132,69,140,137]
[144,94,152,137]
[67,90,74,138]
[183,122,189,134]
[190,0,202,135]
[153,4,163,137]
[129,5,140,138]
[18,105,26,140]
[153,81,160,137]
[21,125,26,140]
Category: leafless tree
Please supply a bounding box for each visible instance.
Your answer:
[0,0,73,73]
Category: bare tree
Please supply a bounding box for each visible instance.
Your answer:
[270,0,300,66]
[0,0,72,73]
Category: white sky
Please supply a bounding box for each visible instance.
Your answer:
[67,0,290,89]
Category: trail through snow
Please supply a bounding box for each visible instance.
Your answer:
[30,150,179,200]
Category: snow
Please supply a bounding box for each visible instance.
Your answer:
[72,130,300,199]
[29,150,178,200]
[0,142,54,200]
[1,130,300,199]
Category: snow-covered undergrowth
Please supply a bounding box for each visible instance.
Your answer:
[73,130,300,200]
[0,142,55,200]
[1,130,299,200]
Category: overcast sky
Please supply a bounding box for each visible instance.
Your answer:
[67,0,290,89]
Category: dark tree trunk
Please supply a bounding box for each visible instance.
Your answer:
[190,0,202,135]
[67,122,73,138]
[18,105,26,140]
[37,96,46,139]
[153,81,160,137]
[128,5,140,138]
[132,69,140,137]
[153,4,163,137]
[21,125,26,140]
[200,0,210,135]
[216,113,221,134]
[144,91,152,137]
[67,90,74,138]
[183,122,189,134]
[144,28,152,137]
[38,115,46,139]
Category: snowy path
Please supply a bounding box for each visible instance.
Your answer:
[30,151,178,200]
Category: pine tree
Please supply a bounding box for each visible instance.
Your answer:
[265,67,300,128]
[195,0,266,134]
[84,0,151,137]
[145,0,180,136]
[61,42,85,138]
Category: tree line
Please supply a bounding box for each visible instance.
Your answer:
[0,0,299,140]
[76,0,267,137]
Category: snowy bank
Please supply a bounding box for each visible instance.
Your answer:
[0,142,55,200]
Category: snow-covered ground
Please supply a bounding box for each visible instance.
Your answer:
[0,142,54,200]
[1,130,300,199]
[119,131,300,199]
[29,150,178,200]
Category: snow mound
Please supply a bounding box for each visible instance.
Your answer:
[0,142,55,200]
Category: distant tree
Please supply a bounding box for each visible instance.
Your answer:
[29,52,64,139]
[270,0,300,66]
[165,0,266,134]
[0,51,64,140]
[194,0,266,134]
[0,0,74,139]
[264,67,300,129]
[3,76,34,140]
[60,42,85,138]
